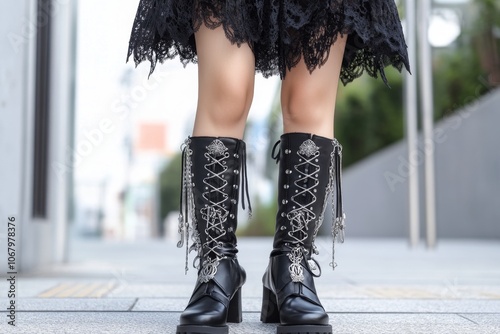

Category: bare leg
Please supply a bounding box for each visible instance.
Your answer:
[281,35,347,139]
[193,24,255,139]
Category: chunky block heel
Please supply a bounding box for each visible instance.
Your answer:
[260,286,280,323]
[226,288,243,323]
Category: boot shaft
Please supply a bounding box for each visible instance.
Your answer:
[272,133,345,265]
[190,137,245,247]
[178,136,251,279]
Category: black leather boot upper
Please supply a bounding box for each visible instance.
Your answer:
[262,132,344,329]
[177,136,250,329]
[272,133,337,256]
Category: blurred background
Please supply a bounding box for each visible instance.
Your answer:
[0,0,499,273]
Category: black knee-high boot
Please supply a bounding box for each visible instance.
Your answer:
[261,132,345,334]
[176,136,251,334]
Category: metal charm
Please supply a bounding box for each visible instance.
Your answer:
[288,247,305,283]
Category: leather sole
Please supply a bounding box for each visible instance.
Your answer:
[176,325,228,334]
[277,324,333,334]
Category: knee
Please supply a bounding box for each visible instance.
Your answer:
[281,84,333,126]
[201,75,254,127]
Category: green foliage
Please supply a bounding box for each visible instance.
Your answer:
[335,68,405,167]
[334,0,497,168]
[433,48,487,120]
[239,196,277,237]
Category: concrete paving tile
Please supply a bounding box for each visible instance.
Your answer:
[1,312,481,334]
[323,313,479,334]
[0,311,496,334]
[0,311,177,334]
[132,298,186,312]
[131,297,500,314]
[315,284,500,300]
[237,313,484,334]
[319,299,500,314]
[107,283,194,298]
[458,314,500,327]
[0,298,136,311]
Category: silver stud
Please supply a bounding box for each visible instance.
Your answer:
[281,226,286,230]
[315,159,319,162]
[282,199,288,204]
[285,169,292,174]
[231,199,237,204]
[315,174,318,177]
[285,149,291,154]
[295,190,298,193]
[281,212,286,217]
[230,214,235,219]
[299,159,302,162]
[233,185,239,189]
[234,154,239,158]
[284,184,289,189]
[314,189,317,193]
[234,170,239,174]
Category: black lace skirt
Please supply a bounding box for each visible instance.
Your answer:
[127,0,410,85]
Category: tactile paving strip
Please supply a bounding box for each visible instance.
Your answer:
[37,282,117,298]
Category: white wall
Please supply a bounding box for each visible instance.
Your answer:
[0,0,75,272]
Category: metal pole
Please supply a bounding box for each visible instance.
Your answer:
[418,0,437,248]
[405,0,420,247]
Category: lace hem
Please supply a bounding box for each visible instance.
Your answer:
[127,0,410,85]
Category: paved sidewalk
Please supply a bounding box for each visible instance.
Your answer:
[1,237,500,333]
